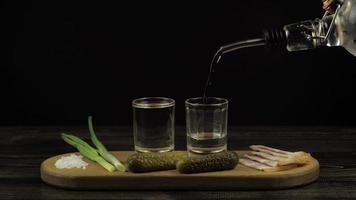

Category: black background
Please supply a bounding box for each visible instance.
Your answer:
[3,1,356,126]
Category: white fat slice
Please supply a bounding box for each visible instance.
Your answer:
[239,157,298,172]
[244,153,279,167]
[250,145,290,158]
[239,158,273,171]
[249,151,287,161]
[250,145,293,155]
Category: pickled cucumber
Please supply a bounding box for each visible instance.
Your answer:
[127,151,188,173]
[177,151,239,174]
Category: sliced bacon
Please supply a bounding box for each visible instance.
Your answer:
[239,158,272,171]
[244,153,279,167]
[250,145,291,158]
[239,157,298,172]
[239,145,313,172]
[249,151,287,161]
[250,145,293,155]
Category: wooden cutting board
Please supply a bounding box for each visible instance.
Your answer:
[41,151,319,190]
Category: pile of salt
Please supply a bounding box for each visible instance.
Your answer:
[54,154,89,169]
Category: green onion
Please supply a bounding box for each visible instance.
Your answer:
[88,116,126,172]
[61,133,116,172]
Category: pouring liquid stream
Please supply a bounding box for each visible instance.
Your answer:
[202,38,267,102]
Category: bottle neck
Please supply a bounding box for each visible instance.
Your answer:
[264,15,337,52]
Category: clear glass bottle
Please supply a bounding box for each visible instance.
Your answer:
[211,0,356,63]
[283,0,356,56]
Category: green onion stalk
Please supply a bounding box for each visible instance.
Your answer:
[88,116,126,172]
[61,133,116,172]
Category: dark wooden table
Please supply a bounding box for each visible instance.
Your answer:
[1,126,356,199]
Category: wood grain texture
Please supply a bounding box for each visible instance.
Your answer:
[1,126,356,199]
[40,151,319,190]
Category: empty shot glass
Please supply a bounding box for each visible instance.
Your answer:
[132,97,175,153]
[185,97,228,155]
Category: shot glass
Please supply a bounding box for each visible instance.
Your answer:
[185,97,228,155]
[132,97,175,153]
